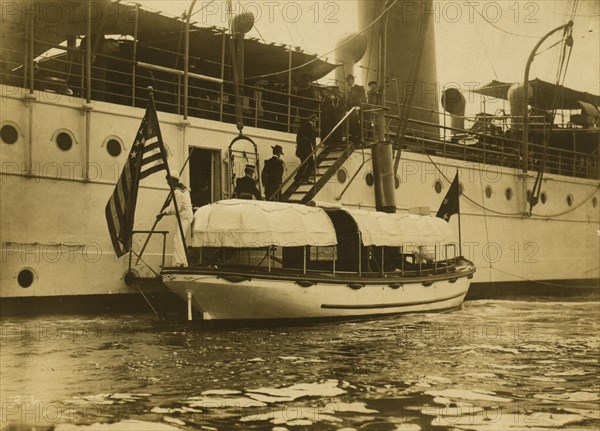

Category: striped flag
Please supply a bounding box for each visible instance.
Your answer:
[105,102,168,257]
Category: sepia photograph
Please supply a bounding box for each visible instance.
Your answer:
[1,0,599,430]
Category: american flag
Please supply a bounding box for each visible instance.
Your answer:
[105,101,168,257]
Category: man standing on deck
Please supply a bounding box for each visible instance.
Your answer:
[159,171,193,267]
[262,145,285,201]
[345,74,366,144]
[235,165,262,200]
[295,114,317,183]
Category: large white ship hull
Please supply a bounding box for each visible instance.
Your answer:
[1,87,599,303]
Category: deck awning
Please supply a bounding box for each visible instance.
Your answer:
[471,79,600,110]
[192,200,337,248]
[337,209,455,248]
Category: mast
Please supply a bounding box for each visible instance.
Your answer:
[521,20,574,173]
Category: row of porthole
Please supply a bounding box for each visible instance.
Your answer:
[435,178,598,208]
[343,171,599,209]
[1,123,124,157]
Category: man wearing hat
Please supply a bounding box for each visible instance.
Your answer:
[262,144,286,201]
[295,113,317,183]
[234,165,262,200]
[161,170,194,267]
[345,74,366,144]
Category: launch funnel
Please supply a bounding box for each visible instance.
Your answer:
[441,88,466,132]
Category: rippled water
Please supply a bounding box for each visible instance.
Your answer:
[1,300,599,431]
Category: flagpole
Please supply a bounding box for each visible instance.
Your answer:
[148,87,190,267]
[135,147,195,265]
[456,170,462,257]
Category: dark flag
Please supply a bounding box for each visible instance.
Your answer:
[436,172,460,221]
[105,102,168,257]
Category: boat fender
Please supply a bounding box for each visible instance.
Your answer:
[295,280,315,288]
[388,283,403,289]
[219,275,251,283]
[347,282,365,290]
[467,274,474,279]
[449,278,458,283]
[422,280,434,287]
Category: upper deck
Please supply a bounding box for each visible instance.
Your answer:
[1,0,598,181]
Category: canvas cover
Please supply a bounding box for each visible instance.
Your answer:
[192,200,337,248]
[338,209,455,248]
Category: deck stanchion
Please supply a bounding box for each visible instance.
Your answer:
[332,246,336,275]
[303,246,307,275]
[187,291,193,321]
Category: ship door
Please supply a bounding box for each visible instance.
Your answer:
[188,147,222,208]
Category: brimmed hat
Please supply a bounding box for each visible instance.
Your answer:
[272,144,284,155]
[345,74,355,81]
[368,80,377,87]
[244,165,256,174]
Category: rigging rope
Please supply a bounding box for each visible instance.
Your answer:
[463,0,541,39]
[245,0,399,80]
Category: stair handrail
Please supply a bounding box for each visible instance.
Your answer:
[269,106,361,200]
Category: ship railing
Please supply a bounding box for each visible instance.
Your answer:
[191,242,462,279]
[0,33,326,135]
[381,110,599,179]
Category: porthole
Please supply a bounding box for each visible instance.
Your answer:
[106,138,122,157]
[56,131,73,151]
[505,187,513,201]
[336,168,347,184]
[365,172,374,187]
[1,124,18,144]
[526,189,532,203]
[434,180,443,194]
[485,185,492,199]
[394,175,400,189]
[540,192,547,204]
[567,194,574,207]
[593,197,598,208]
[17,268,35,288]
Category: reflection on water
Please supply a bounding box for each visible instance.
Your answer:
[1,300,599,430]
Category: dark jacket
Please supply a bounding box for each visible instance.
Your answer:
[235,175,262,200]
[262,157,285,188]
[296,120,317,159]
[347,84,366,107]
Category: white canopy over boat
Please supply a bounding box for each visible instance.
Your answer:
[191,200,455,250]
[335,208,455,248]
[192,200,337,248]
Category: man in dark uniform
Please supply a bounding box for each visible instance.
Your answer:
[262,145,285,201]
[345,74,366,144]
[295,114,317,182]
[234,165,262,200]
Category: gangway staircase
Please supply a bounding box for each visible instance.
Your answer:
[275,107,362,204]
[280,142,355,204]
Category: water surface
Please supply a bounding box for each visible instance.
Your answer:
[1,300,599,430]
